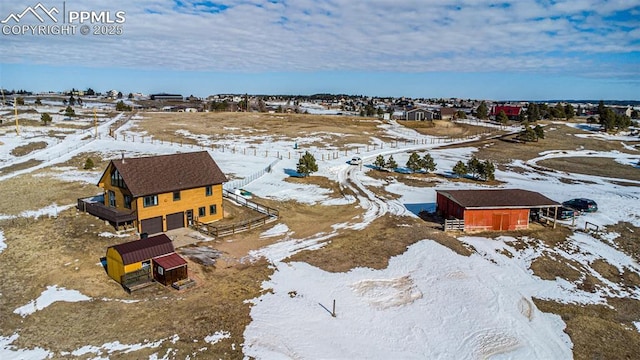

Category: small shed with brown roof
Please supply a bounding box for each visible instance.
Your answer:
[106,234,188,288]
[436,189,560,231]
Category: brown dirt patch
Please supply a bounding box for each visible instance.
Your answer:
[591,259,621,283]
[10,141,48,156]
[605,222,640,263]
[539,157,640,181]
[0,158,43,176]
[288,215,472,272]
[398,120,499,138]
[0,172,98,215]
[134,112,390,148]
[534,298,640,360]
[530,254,583,282]
[472,122,636,166]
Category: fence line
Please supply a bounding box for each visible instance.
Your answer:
[224,159,280,191]
[107,128,496,164]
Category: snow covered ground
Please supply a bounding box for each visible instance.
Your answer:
[1,109,639,359]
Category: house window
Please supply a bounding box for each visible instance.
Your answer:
[205,185,213,196]
[198,206,206,217]
[209,204,217,215]
[108,190,116,207]
[124,194,132,209]
[173,191,181,201]
[157,266,164,275]
[143,195,158,207]
[110,169,125,188]
[142,260,151,268]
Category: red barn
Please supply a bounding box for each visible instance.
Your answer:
[436,189,560,232]
[491,105,522,120]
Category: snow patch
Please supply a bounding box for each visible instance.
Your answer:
[14,285,91,317]
[204,331,231,345]
[260,223,290,238]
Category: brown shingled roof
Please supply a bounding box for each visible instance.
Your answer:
[436,189,560,209]
[110,234,175,265]
[109,151,228,197]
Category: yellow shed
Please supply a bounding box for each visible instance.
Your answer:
[106,234,176,285]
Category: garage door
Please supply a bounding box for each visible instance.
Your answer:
[166,212,184,231]
[141,216,163,235]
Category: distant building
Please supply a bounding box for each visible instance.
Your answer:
[150,93,184,101]
[438,108,457,120]
[405,108,435,121]
[491,105,522,120]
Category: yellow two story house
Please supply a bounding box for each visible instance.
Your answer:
[96,151,228,234]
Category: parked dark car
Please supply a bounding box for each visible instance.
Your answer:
[557,207,579,220]
[562,198,598,213]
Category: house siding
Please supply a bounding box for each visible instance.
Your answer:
[98,163,137,214]
[135,184,224,233]
[463,209,529,231]
[106,247,143,284]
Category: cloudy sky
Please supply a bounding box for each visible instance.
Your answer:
[1,0,639,100]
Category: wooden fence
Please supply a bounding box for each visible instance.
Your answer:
[444,219,465,231]
[190,190,280,238]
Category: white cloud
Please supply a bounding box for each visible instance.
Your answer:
[1,0,638,78]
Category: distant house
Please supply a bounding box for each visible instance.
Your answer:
[438,108,457,120]
[105,234,188,289]
[491,105,522,120]
[436,189,560,231]
[150,93,184,101]
[92,151,228,234]
[405,108,435,121]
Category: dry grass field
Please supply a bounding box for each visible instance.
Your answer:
[1,114,639,358]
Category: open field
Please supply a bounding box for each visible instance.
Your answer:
[1,111,639,358]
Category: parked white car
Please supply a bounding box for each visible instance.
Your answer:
[349,157,362,165]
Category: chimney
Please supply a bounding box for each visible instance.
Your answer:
[121,152,125,164]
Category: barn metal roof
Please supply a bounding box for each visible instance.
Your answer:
[110,234,175,265]
[103,151,228,197]
[153,252,188,271]
[436,189,560,209]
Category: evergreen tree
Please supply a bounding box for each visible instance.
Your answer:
[34,98,42,106]
[476,101,488,120]
[128,93,134,100]
[84,158,95,170]
[16,97,24,105]
[455,110,467,119]
[420,153,436,173]
[374,155,386,169]
[452,161,468,178]
[117,91,123,99]
[518,125,537,142]
[296,151,318,177]
[68,95,76,106]
[527,103,540,122]
[385,155,398,170]
[534,124,545,139]
[467,156,481,179]
[86,88,95,96]
[597,100,606,118]
[552,103,566,119]
[564,104,575,119]
[40,112,52,125]
[496,110,509,124]
[116,100,132,111]
[406,152,422,173]
[480,160,496,181]
[64,106,75,117]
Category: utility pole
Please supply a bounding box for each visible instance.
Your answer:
[94,108,98,138]
[14,97,20,136]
